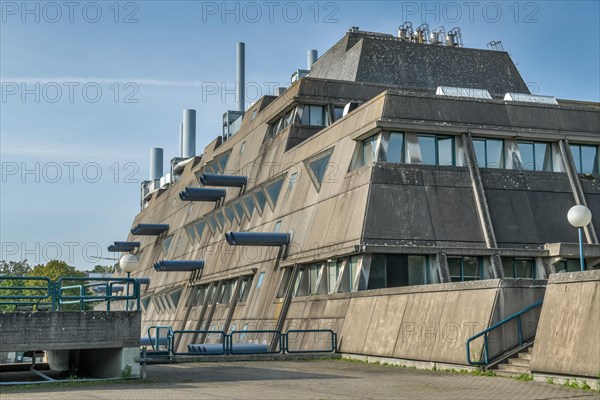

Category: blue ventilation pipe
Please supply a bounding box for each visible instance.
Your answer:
[179,187,226,202]
[153,260,205,272]
[131,224,169,236]
[225,232,290,246]
[199,173,248,188]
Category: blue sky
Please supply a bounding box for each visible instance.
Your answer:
[1,1,599,269]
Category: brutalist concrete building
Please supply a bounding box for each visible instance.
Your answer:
[116,29,599,379]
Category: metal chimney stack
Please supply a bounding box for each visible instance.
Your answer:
[179,123,184,157]
[182,109,196,158]
[236,42,245,112]
[150,148,163,181]
[307,49,318,69]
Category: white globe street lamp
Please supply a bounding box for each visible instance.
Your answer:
[567,205,592,272]
[120,254,140,310]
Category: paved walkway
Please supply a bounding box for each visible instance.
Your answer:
[1,360,598,399]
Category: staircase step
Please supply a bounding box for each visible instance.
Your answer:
[497,363,530,375]
[495,369,529,378]
[518,352,532,361]
[508,357,531,367]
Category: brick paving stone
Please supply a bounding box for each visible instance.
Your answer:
[1,360,598,400]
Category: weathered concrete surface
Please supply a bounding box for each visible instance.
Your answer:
[0,311,140,352]
[530,270,600,378]
[338,280,545,365]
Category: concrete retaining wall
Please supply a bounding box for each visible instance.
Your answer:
[0,311,141,378]
[337,280,545,365]
[530,270,600,378]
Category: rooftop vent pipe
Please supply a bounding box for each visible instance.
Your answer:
[107,241,141,252]
[131,223,169,236]
[307,50,318,69]
[182,109,196,158]
[225,232,291,246]
[199,173,248,187]
[179,187,226,202]
[179,122,184,157]
[236,42,245,112]
[153,260,205,272]
[150,148,164,181]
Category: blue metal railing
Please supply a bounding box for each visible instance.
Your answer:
[466,300,543,366]
[285,329,338,354]
[145,325,174,351]
[57,277,140,311]
[0,276,54,310]
[142,326,338,356]
[0,276,141,312]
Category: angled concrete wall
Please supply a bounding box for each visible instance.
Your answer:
[338,280,544,365]
[530,270,600,378]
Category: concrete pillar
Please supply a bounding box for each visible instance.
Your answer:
[462,132,504,279]
[558,139,598,244]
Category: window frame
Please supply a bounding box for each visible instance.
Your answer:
[472,137,505,169]
[448,256,484,282]
[418,134,455,166]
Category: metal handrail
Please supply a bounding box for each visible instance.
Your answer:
[145,325,174,351]
[466,300,543,366]
[171,330,227,355]
[0,276,54,310]
[57,277,140,311]
[285,329,338,353]
[0,276,141,312]
[143,327,339,357]
[229,330,282,355]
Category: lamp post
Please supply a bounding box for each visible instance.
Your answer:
[120,254,140,310]
[567,205,592,272]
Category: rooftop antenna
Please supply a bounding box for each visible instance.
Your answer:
[487,40,504,51]
[397,22,413,42]
[446,27,463,47]
[415,23,430,44]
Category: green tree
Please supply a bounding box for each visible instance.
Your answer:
[0,260,32,311]
[27,260,88,311]
[0,260,32,276]
[28,260,84,280]
[90,264,115,274]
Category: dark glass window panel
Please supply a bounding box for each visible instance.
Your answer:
[408,255,427,285]
[515,259,534,278]
[486,139,504,168]
[437,136,454,166]
[473,139,486,167]
[266,179,284,206]
[233,202,245,221]
[367,254,387,290]
[254,190,267,212]
[519,142,535,170]
[243,196,255,217]
[447,258,462,282]
[309,154,332,186]
[386,132,404,163]
[419,135,436,165]
[463,257,481,280]
[225,206,236,225]
[580,145,598,174]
